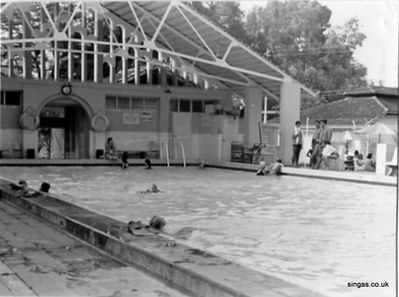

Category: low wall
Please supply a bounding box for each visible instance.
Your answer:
[0,178,324,297]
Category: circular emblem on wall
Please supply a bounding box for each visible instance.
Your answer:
[19,112,40,130]
[61,82,72,95]
[91,114,110,132]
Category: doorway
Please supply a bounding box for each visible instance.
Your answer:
[39,99,90,159]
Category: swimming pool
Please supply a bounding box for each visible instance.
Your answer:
[0,166,395,297]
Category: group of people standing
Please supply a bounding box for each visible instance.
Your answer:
[292,119,333,169]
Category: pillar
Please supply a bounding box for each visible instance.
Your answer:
[94,132,106,158]
[375,143,387,175]
[22,129,38,158]
[280,80,300,165]
[158,94,170,153]
[241,87,263,148]
[94,12,103,82]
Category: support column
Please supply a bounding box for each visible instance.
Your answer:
[23,12,32,79]
[22,129,38,158]
[279,80,301,165]
[8,19,14,77]
[241,87,263,148]
[94,12,103,83]
[159,94,170,134]
[375,143,387,175]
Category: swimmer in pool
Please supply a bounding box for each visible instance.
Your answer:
[39,182,51,193]
[149,215,166,231]
[139,184,160,194]
[256,159,284,176]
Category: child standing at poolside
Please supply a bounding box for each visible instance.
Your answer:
[121,151,129,169]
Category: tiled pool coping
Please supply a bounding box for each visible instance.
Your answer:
[0,178,324,297]
[0,158,396,187]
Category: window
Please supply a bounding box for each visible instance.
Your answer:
[0,91,22,106]
[131,98,144,111]
[144,98,157,111]
[106,96,117,109]
[106,95,159,112]
[170,99,178,112]
[169,99,219,113]
[192,101,203,113]
[118,96,130,110]
[179,100,191,112]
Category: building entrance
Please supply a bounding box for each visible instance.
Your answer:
[39,99,90,159]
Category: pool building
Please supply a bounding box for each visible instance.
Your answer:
[0,1,315,165]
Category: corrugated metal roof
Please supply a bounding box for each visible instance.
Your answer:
[0,1,314,99]
[100,1,314,99]
[267,95,397,126]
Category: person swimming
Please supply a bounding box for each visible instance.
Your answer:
[256,159,284,176]
[139,184,160,194]
[149,215,166,231]
[256,160,267,175]
[39,182,51,193]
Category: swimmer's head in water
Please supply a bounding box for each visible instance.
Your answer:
[40,182,51,193]
[149,215,166,230]
[151,184,159,192]
[18,180,28,187]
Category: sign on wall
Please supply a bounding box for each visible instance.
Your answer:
[141,111,152,121]
[123,112,140,125]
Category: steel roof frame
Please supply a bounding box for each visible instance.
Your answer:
[0,1,316,99]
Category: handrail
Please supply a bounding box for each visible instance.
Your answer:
[177,141,186,168]
[160,142,170,167]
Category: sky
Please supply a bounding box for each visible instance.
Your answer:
[239,0,398,87]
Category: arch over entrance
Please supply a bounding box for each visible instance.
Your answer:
[37,95,92,159]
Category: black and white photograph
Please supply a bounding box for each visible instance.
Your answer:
[0,1,397,296]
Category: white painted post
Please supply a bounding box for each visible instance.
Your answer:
[375,143,387,175]
[280,81,300,164]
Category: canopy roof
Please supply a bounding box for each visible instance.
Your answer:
[1,1,315,100]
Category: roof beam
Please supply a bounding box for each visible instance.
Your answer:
[178,2,316,96]
[127,1,148,42]
[129,2,212,59]
[175,4,217,61]
[150,1,173,44]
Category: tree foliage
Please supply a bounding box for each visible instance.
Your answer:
[189,0,368,108]
[188,1,248,42]
[245,0,367,107]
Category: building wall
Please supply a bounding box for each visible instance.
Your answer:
[0,78,233,159]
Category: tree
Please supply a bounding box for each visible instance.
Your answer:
[245,0,367,107]
[187,1,248,42]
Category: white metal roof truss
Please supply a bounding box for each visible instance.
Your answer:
[0,1,315,99]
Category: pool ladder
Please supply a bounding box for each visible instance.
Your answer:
[160,142,170,167]
[160,141,186,168]
[177,141,186,168]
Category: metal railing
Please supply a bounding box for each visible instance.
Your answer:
[177,141,186,168]
[160,142,170,167]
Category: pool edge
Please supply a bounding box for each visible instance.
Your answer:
[0,178,326,297]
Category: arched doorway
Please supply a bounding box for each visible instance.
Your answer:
[38,98,90,159]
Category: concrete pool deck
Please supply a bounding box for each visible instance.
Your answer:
[0,158,396,187]
[0,199,189,297]
[0,178,325,297]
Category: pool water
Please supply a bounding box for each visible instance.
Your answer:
[0,166,396,297]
